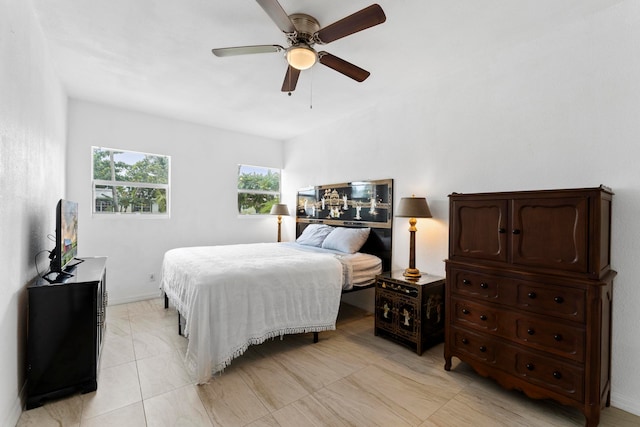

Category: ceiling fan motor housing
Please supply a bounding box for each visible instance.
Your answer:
[288,13,320,45]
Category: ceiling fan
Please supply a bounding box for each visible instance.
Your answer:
[212,0,386,93]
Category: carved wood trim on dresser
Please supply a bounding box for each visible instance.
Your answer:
[444,186,615,427]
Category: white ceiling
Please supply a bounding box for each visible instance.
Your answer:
[30,0,623,140]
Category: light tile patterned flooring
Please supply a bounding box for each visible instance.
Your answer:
[17,298,640,426]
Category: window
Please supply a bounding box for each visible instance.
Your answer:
[237,165,281,215]
[92,147,170,216]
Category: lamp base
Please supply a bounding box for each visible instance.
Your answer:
[403,268,422,279]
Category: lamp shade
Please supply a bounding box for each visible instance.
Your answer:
[286,46,317,70]
[270,203,290,216]
[396,196,432,218]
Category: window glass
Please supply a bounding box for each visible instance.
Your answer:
[92,147,170,216]
[237,165,281,215]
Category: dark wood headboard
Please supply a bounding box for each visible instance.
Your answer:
[295,179,393,272]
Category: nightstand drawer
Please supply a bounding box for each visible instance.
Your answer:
[376,279,419,298]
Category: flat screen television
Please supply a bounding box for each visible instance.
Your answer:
[50,199,79,276]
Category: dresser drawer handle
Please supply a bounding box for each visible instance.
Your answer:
[527,328,535,335]
[461,338,469,345]
[498,228,506,234]
[554,296,564,304]
[462,279,471,285]
[526,363,535,371]
[528,292,537,299]
[479,346,487,353]
[553,371,562,379]
[462,308,470,315]
[480,282,488,289]
[480,315,487,321]
[512,229,521,235]
[554,334,563,342]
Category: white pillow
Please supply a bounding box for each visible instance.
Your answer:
[296,224,334,247]
[322,227,371,254]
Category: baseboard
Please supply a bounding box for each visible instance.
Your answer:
[611,391,640,417]
[107,291,162,306]
[3,383,25,427]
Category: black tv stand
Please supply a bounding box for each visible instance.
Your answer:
[26,257,107,409]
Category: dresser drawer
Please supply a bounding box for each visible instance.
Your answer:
[513,316,585,362]
[451,297,501,334]
[449,268,501,300]
[515,281,586,323]
[450,326,585,401]
[452,296,585,362]
[450,327,498,364]
[514,350,584,401]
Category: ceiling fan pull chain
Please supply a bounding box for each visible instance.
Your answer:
[309,67,313,109]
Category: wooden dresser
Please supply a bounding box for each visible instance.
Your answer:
[444,187,615,427]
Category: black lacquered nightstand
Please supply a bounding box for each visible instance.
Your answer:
[374,272,445,355]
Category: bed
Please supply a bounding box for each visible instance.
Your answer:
[161,179,393,384]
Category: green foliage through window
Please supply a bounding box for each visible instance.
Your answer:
[237,165,281,215]
[92,147,170,215]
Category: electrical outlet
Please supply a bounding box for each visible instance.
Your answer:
[149,273,155,282]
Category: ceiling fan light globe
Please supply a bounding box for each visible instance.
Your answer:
[286,46,317,70]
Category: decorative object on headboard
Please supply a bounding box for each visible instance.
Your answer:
[296,179,393,273]
[269,203,290,242]
[396,195,432,279]
[297,179,393,227]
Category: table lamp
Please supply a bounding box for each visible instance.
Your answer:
[269,203,290,242]
[396,195,432,279]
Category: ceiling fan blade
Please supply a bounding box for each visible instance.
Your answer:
[318,52,370,82]
[256,0,296,33]
[212,45,284,57]
[281,66,301,92]
[315,4,386,44]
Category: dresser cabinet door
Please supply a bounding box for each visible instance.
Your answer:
[511,197,589,273]
[450,199,508,263]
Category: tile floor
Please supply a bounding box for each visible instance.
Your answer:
[17,298,640,426]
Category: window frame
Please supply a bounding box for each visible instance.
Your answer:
[237,164,282,216]
[91,147,171,218]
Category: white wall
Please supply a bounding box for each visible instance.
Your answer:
[66,100,284,304]
[0,0,67,425]
[284,0,640,416]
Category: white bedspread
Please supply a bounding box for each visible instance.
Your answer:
[160,243,343,383]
